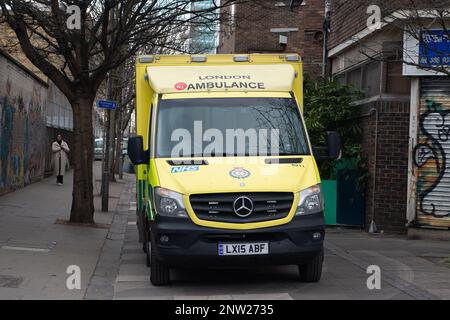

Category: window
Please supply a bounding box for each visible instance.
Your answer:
[362,61,381,98]
[156,97,310,158]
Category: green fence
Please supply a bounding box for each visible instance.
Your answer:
[322,158,365,227]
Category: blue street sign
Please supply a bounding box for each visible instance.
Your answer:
[419,30,450,67]
[97,100,117,110]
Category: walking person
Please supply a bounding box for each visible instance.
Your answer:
[52,134,70,185]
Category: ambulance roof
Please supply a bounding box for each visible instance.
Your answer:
[145,64,296,94]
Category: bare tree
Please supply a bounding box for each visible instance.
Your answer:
[330,0,450,76]
[0,0,239,224]
[112,57,135,180]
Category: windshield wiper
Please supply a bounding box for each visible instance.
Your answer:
[276,152,310,156]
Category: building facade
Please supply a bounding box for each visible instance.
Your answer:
[217,0,325,74]
[188,0,220,53]
[328,0,450,232]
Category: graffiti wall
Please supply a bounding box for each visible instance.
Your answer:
[414,78,450,227]
[0,52,48,195]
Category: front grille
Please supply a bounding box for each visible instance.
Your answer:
[189,192,294,223]
[201,233,286,243]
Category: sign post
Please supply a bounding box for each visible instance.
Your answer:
[97,99,117,212]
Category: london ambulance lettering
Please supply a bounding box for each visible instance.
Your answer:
[414,100,450,218]
[174,74,266,92]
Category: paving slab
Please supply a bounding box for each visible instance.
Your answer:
[0,161,131,299]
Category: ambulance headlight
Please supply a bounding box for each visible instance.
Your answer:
[295,184,324,216]
[154,187,188,218]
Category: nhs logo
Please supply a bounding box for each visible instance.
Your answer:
[171,166,200,174]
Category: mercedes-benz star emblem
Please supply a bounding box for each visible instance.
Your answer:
[233,196,254,218]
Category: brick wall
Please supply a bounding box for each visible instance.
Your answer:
[218,0,325,75]
[0,50,74,194]
[218,4,236,54]
[329,0,449,50]
[374,102,410,232]
[354,100,410,233]
[329,0,374,50]
[0,50,48,195]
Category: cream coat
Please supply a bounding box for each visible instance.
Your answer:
[52,141,70,176]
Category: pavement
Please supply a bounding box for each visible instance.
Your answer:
[0,161,132,299]
[89,183,450,301]
[1,166,449,300]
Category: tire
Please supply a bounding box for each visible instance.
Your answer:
[298,249,324,282]
[142,242,147,253]
[143,217,150,267]
[150,235,170,286]
[141,209,150,254]
[145,240,151,267]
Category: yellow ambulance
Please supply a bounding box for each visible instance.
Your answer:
[128,54,341,285]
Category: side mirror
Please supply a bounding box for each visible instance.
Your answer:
[326,131,342,160]
[312,131,342,160]
[127,136,148,165]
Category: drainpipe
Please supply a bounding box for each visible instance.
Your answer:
[369,107,379,233]
[322,0,332,78]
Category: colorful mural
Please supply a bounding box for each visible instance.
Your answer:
[0,56,47,195]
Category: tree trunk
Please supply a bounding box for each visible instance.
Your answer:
[70,97,95,224]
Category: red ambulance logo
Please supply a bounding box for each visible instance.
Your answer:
[174,82,188,91]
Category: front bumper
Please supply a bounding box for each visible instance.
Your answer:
[150,213,324,267]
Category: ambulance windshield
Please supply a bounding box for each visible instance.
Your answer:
[155,97,310,158]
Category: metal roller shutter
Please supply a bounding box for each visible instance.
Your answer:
[415,78,450,227]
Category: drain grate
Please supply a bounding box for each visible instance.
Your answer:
[0,275,24,288]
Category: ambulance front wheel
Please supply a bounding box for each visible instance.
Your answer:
[298,249,323,282]
[150,235,170,286]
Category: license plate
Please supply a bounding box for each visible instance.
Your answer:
[218,243,269,256]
